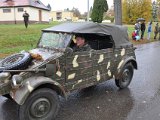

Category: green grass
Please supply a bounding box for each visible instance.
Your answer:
[0,22,158,58]
[0,22,59,58]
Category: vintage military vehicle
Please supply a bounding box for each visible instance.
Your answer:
[0,22,137,120]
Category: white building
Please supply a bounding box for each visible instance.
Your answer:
[50,11,78,21]
[0,0,50,24]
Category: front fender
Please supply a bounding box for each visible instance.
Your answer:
[114,56,137,79]
[10,76,66,105]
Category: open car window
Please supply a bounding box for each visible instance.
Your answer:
[69,34,114,50]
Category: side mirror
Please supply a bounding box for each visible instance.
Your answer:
[65,47,73,56]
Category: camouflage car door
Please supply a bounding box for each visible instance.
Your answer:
[65,50,94,90]
[92,48,114,83]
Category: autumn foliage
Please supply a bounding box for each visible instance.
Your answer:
[122,0,152,24]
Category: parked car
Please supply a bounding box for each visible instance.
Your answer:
[0,22,137,120]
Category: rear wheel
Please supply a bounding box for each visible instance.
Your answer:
[115,63,134,89]
[19,88,60,120]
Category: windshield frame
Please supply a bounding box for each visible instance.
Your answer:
[37,31,72,49]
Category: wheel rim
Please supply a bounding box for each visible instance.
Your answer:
[121,69,131,86]
[30,98,51,118]
[2,54,24,67]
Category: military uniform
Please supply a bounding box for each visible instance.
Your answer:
[73,44,91,52]
[23,12,29,28]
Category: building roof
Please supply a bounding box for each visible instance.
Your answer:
[0,0,50,11]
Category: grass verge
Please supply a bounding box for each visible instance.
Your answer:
[0,22,158,58]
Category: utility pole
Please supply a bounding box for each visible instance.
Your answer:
[114,0,122,25]
[87,0,89,21]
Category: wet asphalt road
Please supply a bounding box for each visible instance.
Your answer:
[1,41,160,120]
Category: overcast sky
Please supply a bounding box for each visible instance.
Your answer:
[41,0,113,13]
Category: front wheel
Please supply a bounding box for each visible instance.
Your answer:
[19,88,60,120]
[115,63,134,89]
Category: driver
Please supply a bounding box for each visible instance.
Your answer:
[73,34,91,52]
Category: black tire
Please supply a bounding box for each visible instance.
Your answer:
[19,88,60,120]
[0,52,32,72]
[115,63,134,89]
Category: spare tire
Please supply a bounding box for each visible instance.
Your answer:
[0,52,32,72]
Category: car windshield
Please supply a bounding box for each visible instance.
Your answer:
[38,32,71,48]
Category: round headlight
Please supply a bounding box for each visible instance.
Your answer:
[12,75,23,87]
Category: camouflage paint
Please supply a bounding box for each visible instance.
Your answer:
[0,46,137,104]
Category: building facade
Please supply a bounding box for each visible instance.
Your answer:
[0,0,50,24]
[50,11,78,21]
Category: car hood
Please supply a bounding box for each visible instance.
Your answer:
[29,48,63,60]
[28,48,64,68]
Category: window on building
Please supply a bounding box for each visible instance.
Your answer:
[3,8,11,13]
[18,8,24,12]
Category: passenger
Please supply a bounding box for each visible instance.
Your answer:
[154,23,159,40]
[73,34,91,52]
